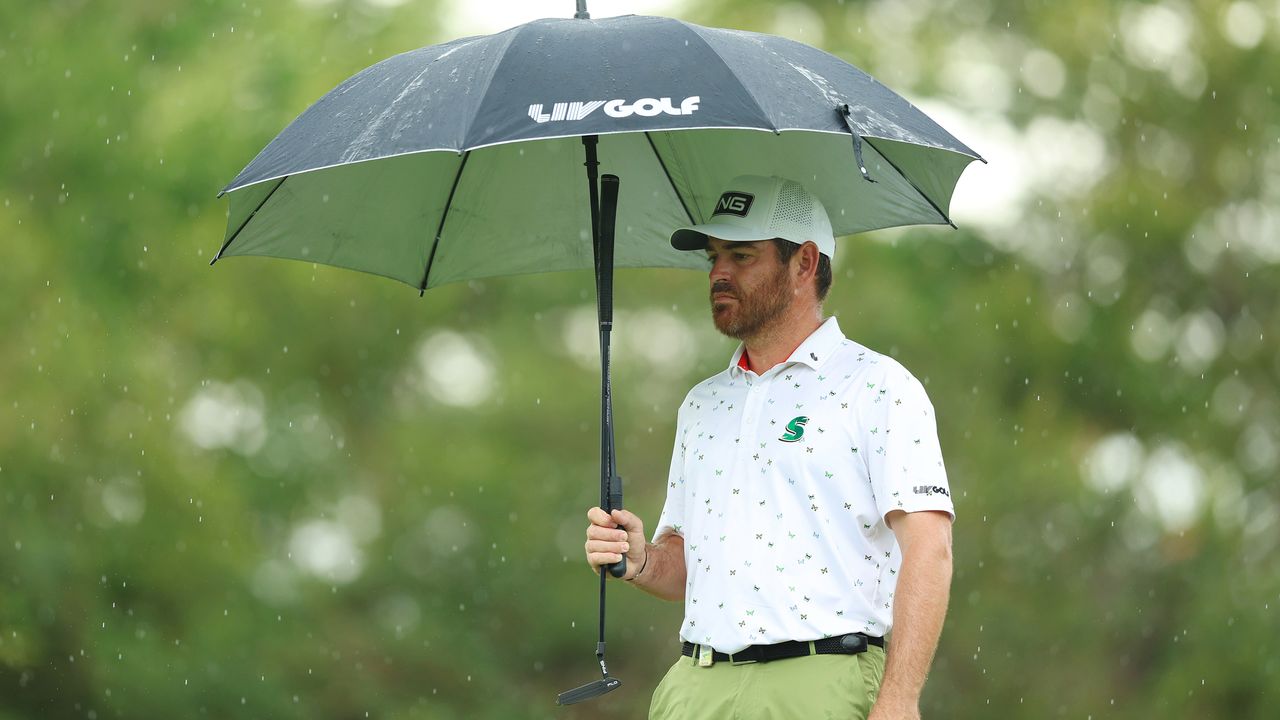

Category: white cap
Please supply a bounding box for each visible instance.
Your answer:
[670,175,835,258]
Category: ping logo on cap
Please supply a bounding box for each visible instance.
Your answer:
[713,191,754,218]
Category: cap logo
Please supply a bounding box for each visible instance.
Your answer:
[712,191,754,218]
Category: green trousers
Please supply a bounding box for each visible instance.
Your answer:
[648,645,886,720]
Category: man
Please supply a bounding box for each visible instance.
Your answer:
[584,175,954,719]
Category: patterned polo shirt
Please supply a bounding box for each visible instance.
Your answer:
[653,317,953,654]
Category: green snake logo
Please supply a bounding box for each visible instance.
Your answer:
[779,416,809,443]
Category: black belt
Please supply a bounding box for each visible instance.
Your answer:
[681,633,884,664]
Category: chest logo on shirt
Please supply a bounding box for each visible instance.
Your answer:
[779,416,809,442]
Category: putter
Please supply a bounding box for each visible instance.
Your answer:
[558,675,622,705]
[557,159,626,706]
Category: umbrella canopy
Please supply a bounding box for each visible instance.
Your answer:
[215,14,982,290]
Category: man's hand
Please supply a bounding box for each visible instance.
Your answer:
[584,507,647,580]
[869,509,953,720]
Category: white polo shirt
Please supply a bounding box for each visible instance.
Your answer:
[653,317,953,654]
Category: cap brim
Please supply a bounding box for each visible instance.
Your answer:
[670,222,778,251]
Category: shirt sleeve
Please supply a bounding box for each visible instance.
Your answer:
[855,361,955,522]
[651,392,691,542]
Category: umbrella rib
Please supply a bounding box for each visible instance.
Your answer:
[644,132,697,226]
[862,138,956,229]
[419,151,471,295]
[210,176,287,265]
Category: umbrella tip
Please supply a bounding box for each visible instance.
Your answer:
[574,0,590,19]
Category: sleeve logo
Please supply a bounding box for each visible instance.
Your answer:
[912,485,951,498]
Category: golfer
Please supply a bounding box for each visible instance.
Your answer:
[584,175,955,719]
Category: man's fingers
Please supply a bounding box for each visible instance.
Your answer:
[584,538,628,568]
[584,539,630,555]
[586,506,617,527]
[586,524,628,542]
[610,508,644,534]
[586,551,625,567]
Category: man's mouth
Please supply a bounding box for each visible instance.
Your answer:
[711,283,737,303]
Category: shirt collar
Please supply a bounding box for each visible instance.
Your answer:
[727,317,846,376]
[728,345,750,375]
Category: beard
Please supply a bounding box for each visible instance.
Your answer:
[710,263,792,340]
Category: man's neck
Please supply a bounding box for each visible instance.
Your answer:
[741,306,824,374]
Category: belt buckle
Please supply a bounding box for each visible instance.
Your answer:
[697,645,714,668]
[728,649,757,666]
[839,634,867,653]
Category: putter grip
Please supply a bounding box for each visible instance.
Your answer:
[608,475,626,578]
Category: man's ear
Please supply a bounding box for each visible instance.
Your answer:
[795,241,820,281]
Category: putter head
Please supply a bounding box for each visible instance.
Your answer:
[556,676,621,705]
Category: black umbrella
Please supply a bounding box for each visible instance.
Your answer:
[213,1,981,704]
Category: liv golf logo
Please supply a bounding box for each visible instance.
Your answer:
[527,96,701,123]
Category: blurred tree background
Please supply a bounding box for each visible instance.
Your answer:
[2,0,1277,717]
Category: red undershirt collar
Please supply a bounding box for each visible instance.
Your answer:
[736,337,810,374]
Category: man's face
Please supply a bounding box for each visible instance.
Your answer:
[706,238,794,340]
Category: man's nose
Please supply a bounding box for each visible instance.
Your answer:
[708,254,733,283]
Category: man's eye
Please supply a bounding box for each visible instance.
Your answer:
[734,253,750,260]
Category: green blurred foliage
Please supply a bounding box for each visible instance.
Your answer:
[2,0,1278,718]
